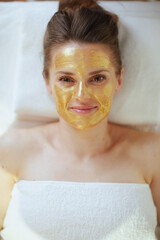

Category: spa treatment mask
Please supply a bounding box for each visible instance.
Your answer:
[49,45,117,130]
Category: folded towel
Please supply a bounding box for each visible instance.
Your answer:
[0,180,157,240]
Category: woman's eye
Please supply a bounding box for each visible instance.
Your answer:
[91,75,106,83]
[58,76,74,83]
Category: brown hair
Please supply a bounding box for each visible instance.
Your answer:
[43,0,122,80]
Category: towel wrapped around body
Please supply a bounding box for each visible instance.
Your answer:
[0,180,157,240]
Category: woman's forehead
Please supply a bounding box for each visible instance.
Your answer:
[53,46,111,70]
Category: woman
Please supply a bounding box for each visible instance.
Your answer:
[0,0,160,239]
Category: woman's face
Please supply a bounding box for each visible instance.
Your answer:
[45,42,123,130]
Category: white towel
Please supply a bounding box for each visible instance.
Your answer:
[0,180,157,240]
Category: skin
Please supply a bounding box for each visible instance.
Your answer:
[52,47,114,130]
[44,41,124,158]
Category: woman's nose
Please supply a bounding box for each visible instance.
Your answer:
[75,81,90,99]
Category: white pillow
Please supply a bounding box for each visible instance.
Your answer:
[1,2,160,133]
[0,4,23,134]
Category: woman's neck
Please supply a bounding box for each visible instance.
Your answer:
[54,118,114,160]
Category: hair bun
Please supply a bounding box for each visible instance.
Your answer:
[58,0,99,12]
[58,0,119,24]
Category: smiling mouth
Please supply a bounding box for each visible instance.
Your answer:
[69,106,98,114]
[70,106,97,110]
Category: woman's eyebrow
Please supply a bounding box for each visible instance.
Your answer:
[55,69,110,75]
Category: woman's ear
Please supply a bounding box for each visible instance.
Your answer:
[115,67,124,94]
[42,71,52,94]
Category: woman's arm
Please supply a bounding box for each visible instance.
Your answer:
[0,166,15,231]
[150,135,160,240]
[0,130,20,231]
[155,225,160,240]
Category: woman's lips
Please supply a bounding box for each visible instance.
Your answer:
[69,106,98,114]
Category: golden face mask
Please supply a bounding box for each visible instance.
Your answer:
[50,46,116,130]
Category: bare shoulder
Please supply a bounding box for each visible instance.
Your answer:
[129,127,160,174]
[0,127,43,177]
[126,126,160,158]
[120,124,160,157]
[110,123,160,183]
[112,122,160,149]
